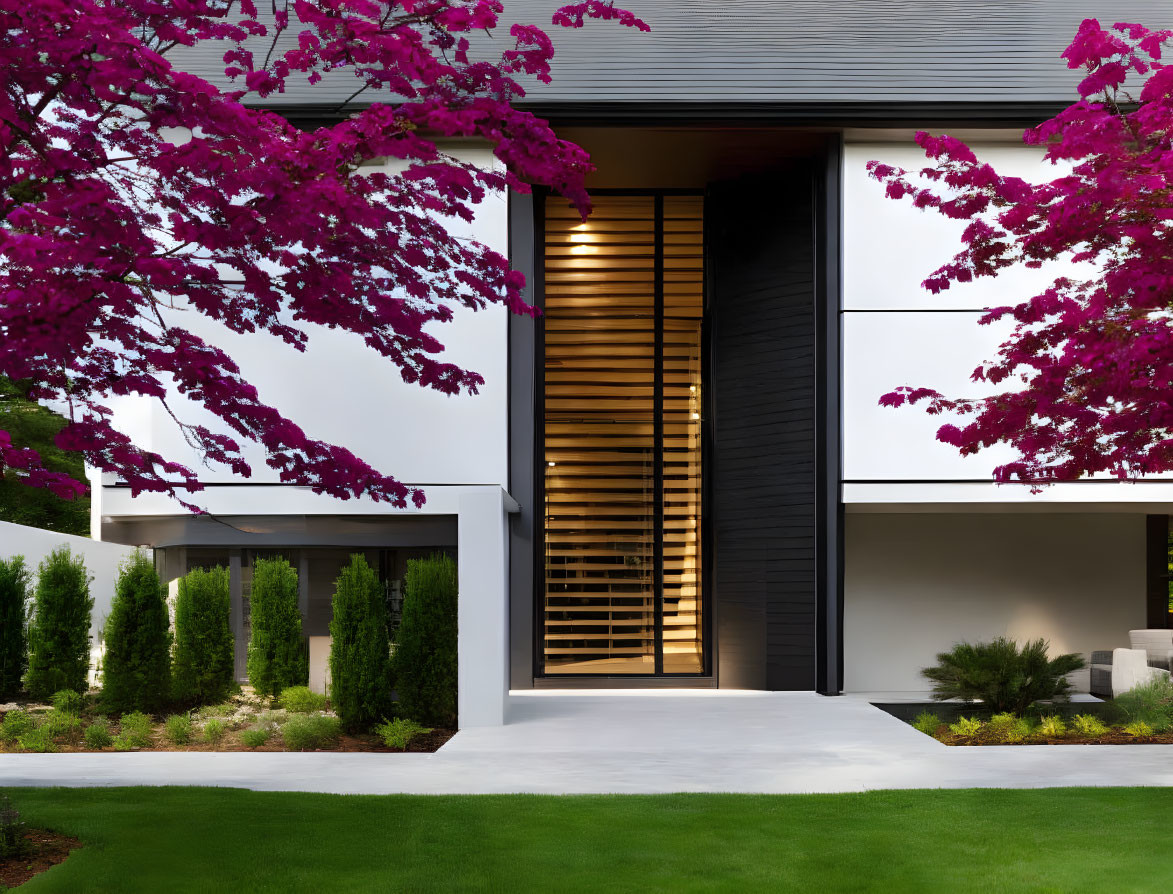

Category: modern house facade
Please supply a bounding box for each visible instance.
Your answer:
[94,1,1173,725]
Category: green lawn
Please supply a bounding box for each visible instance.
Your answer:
[5,786,1173,892]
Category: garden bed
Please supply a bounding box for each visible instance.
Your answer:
[0,828,80,889]
[0,689,455,755]
[876,697,1173,746]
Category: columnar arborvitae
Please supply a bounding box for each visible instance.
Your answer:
[25,546,93,699]
[101,551,171,714]
[246,557,306,698]
[394,553,458,727]
[171,566,234,707]
[0,556,30,699]
[328,554,393,732]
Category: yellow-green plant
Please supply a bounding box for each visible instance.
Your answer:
[949,716,983,737]
[203,717,227,748]
[911,711,941,736]
[374,718,432,750]
[1072,714,1109,738]
[1036,715,1067,738]
[1123,720,1154,738]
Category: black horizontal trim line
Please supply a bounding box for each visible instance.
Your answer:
[106,481,505,489]
[262,100,1064,130]
[843,478,1173,484]
[840,308,994,313]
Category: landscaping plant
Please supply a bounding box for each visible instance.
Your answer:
[50,689,83,716]
[17,726,56,753]
[395,553,458,727]
[1123,721,1155,738]
[246,558,307,699]
[1036,715,1068,738]
[278,686,328,715]
[101,552,171,714]
[171,566,234,707]
[114,712,153,750]
[921,638,1085,714]
[948,717,983,738]
[202,718,227,748]
[0,794,24,859]
[911,712,941,736]
[42,709,82,744]
[240,727,271,749]
[25,546,93,700]
[328,555,393,731]
[0,556,29,699]
[1072,714,1110,738]
[164,715,193,747]
[0,710,34,745]
[1109,677,1173,733]
[375,718,432,751]
[83,719,112,750]
[281,714,341,752]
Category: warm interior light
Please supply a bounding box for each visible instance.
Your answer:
[691,412,700,420]
[548,461,556,467]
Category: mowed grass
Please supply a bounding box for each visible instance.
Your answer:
[7,786,1173,893]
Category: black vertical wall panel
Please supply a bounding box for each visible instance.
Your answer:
[710,169,817,691]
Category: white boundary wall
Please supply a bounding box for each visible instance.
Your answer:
[0,520,143,685]
[843,512,1146,693]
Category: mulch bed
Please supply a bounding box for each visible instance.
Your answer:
[0,829,81,889]
[944,733,1173,746]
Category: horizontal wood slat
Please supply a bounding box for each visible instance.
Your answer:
[542,194,704,675]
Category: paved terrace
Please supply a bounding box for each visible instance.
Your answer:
[2,691,1172,794]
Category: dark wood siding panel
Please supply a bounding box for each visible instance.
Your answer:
[710,170,817,691]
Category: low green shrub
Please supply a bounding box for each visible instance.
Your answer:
[42,709,82,743]
[948,716,983,738]
[1124,720,1155,738]
[911,711,941,736]
[163,714,193,746]
[921,637,1085,715]
[117,711,153,749]
[374,718,432,750]
[198,702,236,718]
[1110,677,1173,733]
[1036,715,1067,738]
[1072,714,1110,738]
[50,689,84,716]
[84,718,113,750]
[281,714,341,751]
[0,709,36,744]
[240,727,271,749]
[0,794,26,859]
[203,718,227,748]
[279,686,328,714]
[17,726,56,753]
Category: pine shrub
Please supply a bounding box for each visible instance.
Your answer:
[101,552,171,714]
[328,555,393,732]
[25,546,93,700]
[246,557,306,698]
[0,556,29,699]
[50,689,83,715]
[921,637,1085,715]
[394,553,457,727]
[171,566,234,707]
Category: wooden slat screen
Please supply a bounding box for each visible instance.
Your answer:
[542,194,704,675]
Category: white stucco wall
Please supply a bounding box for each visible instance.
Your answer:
[843,512,1147,693]
[102,141,511,511]
[0,520,143,684]
[842,140,1173,502]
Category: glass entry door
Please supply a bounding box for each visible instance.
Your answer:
[540,193,705,675]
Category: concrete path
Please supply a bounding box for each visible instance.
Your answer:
[2,691,1172,794]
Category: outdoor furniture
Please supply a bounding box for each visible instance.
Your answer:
[1089,648,1171,698]
[1128,629,1173,671]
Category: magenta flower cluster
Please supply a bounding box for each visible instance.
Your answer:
[0,0,645,510]
[869,19,1173,486]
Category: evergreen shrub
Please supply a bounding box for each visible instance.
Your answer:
[172,566,234,707]
[921,638,1085,715]
[0,556,29,699]
[26,546,93,700]
[278,686,327,715]
[246,558,306,698]
[101,552,171,714]
[328,555,393,731]
[394,553,457,727]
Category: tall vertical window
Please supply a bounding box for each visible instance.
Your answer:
[541,193,704,675]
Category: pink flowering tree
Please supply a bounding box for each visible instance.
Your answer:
[869,19,1173,485]
[0,0,646,510]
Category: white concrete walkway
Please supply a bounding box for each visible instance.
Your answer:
[2,691,1172,794]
